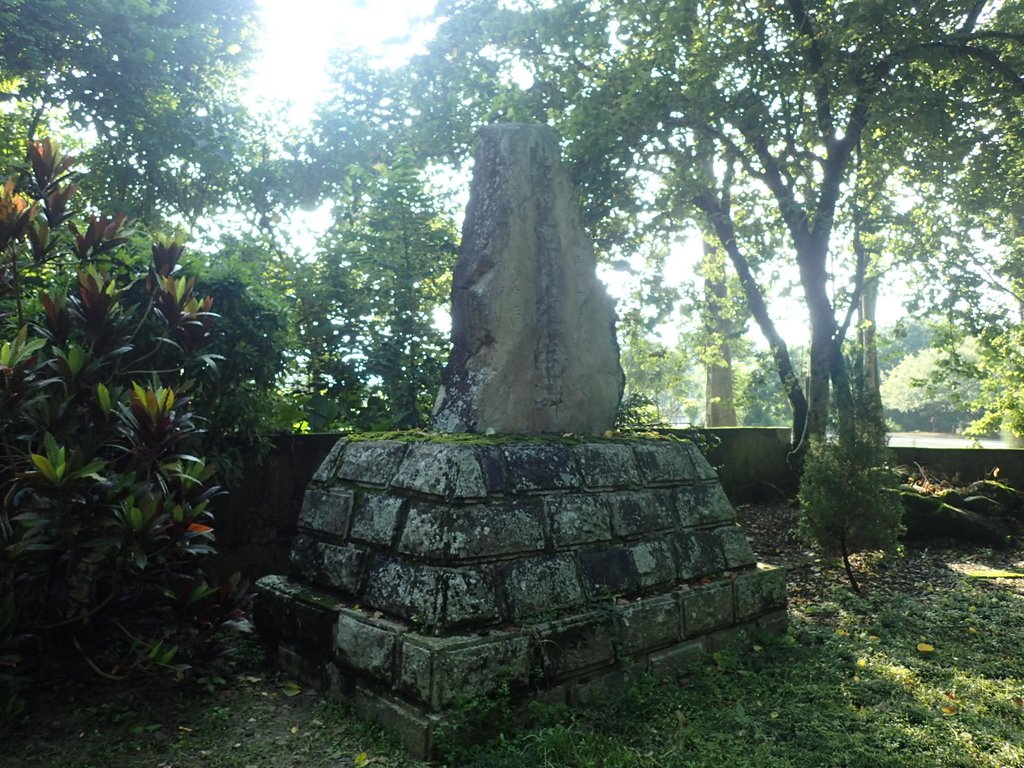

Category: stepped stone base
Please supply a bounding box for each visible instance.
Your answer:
[254,436,787,758]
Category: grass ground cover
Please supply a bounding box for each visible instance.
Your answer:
[2,503,1022,767]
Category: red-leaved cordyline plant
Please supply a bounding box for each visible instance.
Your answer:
[0,139,244,724]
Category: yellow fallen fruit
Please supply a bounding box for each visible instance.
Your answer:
[917,643,935,653]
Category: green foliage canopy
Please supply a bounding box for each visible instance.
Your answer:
[291,61,458,430]
[0,0,260,223]
[409,0,1024,454]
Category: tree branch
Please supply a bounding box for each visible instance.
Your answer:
[693,186,808,444]
[923,41,1024,96]
[955,30,1024,44]
[785,0,835,140]
[959,0,990,34]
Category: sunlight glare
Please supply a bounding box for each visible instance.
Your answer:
[249,0,438,117]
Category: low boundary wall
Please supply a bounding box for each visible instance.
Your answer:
[211,430,1024,578]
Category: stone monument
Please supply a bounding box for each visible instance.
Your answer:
[254,124,786,759]
[431,124,624,434]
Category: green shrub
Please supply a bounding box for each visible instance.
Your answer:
[615,392,667,430]
[0,139,242,726]
[797,434,903,591]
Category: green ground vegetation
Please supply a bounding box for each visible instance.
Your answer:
[3,544,1022,768]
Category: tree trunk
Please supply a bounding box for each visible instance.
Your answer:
[696,193,808,445]
[702,234,738,427]
[706,357,737,427]
[793,235,838,457]
[859,277,885,433]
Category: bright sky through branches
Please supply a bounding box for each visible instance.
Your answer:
[244,1,439,257]
[250,0,437,118]
[245,0,908,356]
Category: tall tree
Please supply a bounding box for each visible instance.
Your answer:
[701,234,739,427]
[0,0,259,224]
[290,61,458,430]
[409,0,1024,458]
[906,58,1024,439]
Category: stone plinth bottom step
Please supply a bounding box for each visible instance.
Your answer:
[254,563,787,759]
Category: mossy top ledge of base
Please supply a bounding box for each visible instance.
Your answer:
[339,428,705,448]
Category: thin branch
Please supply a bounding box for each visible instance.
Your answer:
[954,30,1024,44]
[72,634,129,681]
[922,41,1024,96]
[664,114,768,184]
[693,186,808,442]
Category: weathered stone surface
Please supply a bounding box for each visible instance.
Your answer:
[399,501,546,561]
[258,436,786,760]
[318,542,366,594]
[352,685,440,760]
[349,493,404,546]
[673,530,727,580]
[707,624,750,652]
[683,443,719,482]
[430,124,623,435]
[734,564,787,620]
[580,546,638,597]
[298,487,353,537]
[398,632,531,710]
[674,483,736,528]
[253,574,302,638]
[336,610,400,678]
[716,526,757,569]
[573,443,640,489]
[631,442,694,486]
[363,559,498,630]
[391,443,488,500]
[628,538,677,589]
[614,594,682,655]
[649,638,706,680]
[534,614,615,679]
[310,440,347,486]
[288,533,318,578]
[396,504,449,560]
[395,640,434,706]
[546,493,612,548]
[681,581,736,636]
[503,443,581,492]
[254,580,339,653]
[608,490,675,537]
[337,441,407,487]
[289,536,366,594]
[476,445,508,494]
[276,643,332,691]
[291,593,339,651]
[501,555,585,620]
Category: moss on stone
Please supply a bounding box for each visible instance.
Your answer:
[339,428,695,447]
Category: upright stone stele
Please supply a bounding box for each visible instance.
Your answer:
[254,124,787,760]
[431,124,623,435]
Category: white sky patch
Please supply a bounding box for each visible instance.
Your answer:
[249,0,438,119]
[242,1,440,258]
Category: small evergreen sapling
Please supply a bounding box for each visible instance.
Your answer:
[797,433,903,591]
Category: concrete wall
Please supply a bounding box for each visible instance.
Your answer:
[889,446,1023,488]
[693,428,797,503]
